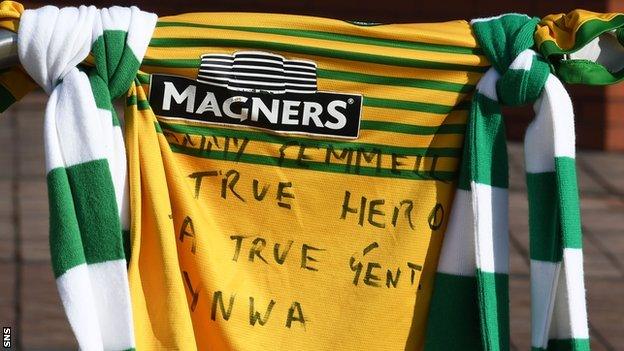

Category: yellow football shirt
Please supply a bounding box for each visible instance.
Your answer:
[125,12,487,350]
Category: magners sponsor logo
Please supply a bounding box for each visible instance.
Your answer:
[148,51,362,139]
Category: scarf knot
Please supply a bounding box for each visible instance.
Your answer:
[18,5,97,93]
[88,7,155,102]
[496,50,550,106]
[472,14,550,106]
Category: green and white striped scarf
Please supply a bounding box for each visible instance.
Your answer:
[17,5,156,350]
[425,14,590,351]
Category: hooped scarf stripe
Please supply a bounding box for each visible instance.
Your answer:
[17,5,156,350]
[425,14,590,351]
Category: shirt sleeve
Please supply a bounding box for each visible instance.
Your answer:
[536,9,624,85]
[0,1,37,112]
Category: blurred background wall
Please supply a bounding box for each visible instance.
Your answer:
[1,1,623,351]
